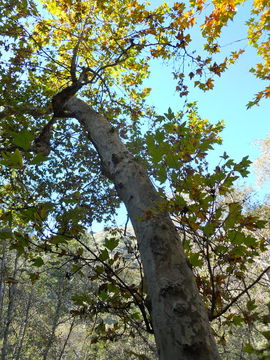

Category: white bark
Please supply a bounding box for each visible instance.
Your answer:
[65,97,221,360]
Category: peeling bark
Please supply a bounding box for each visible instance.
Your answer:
[65,97,221,360]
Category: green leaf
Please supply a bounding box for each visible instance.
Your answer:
[73,294,92,307]
[255,220,267,229]
[229,245,246,257]
[1,149,23,169]
[13,129,35,150]
[0,211,13,227]
[32,257,44,267]
[232,315,244,326]
[37,202,52,221]
[71,264,82,274]
[234,156,251,177]
[30,153,49,164]
[155,115,165,123]
[189,252,203,267]
[104,237,119,251]
[242,343,254,354]
[0,228,13,239]
[220,152,229,160]
[94,265,105,276]
[151,148,163,163]
[76,247,84,256]
[156,166,167,183]
[107,283,118,293]
[203,222,215,237]
[72,295,85,306]
[246,299,257,311]
[261,330,270,340]
[164,107,174,120]
[49,235,68,245]
[100,249,109,261]
[29,272,40,284]
[228,231,245,245]
[215,245,227,254]
[98,290,108,300]
[224,203,242,230]
[165,153,178,168]
[155,130,165,143]
[244,236,257,248]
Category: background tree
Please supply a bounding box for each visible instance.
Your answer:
[255,135,270,185]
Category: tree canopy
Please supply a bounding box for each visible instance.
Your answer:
[0,0,270,359]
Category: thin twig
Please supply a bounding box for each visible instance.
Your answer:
[211,265,270,320]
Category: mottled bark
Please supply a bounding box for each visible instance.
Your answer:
[65,97,221,360]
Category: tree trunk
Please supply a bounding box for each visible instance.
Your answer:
[1,253,18,360]
[42,276,64,360]
[57,318,75,360]
[64,97,221,360]
[0,240,7,331]
[13,287,34,360]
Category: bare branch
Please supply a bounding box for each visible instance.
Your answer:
[0,106,51,120]
[211,265,270,320]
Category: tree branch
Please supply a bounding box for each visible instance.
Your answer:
[211,265,270,320]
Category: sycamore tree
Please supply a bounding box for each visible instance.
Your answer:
[0,0,269,359]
